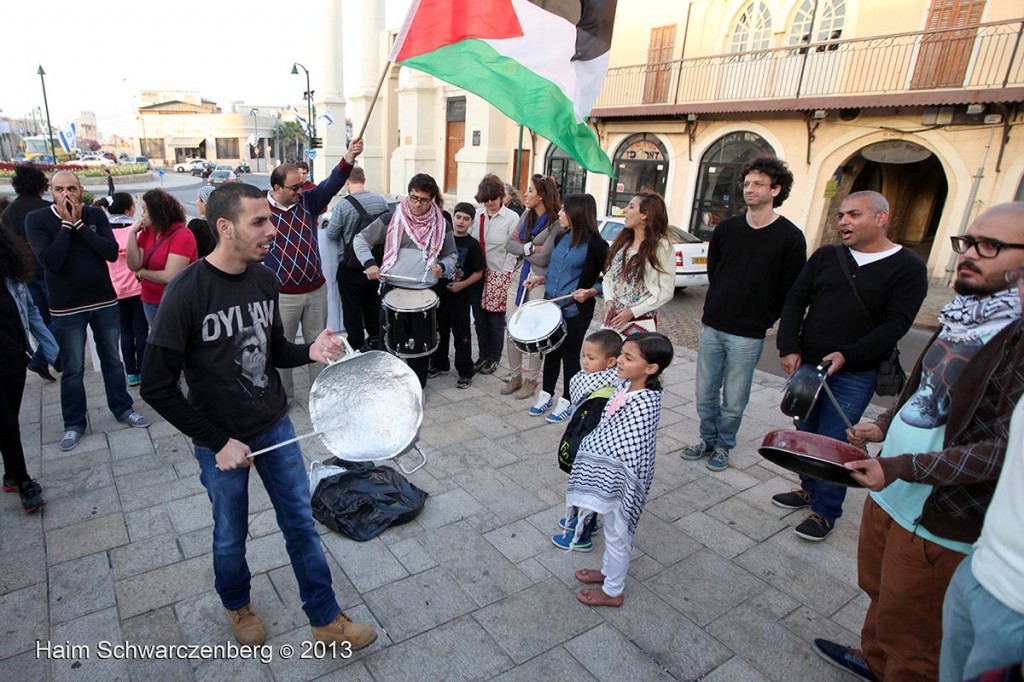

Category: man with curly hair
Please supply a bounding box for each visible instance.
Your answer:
[682,155,807,473]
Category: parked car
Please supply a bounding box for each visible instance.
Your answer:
[132,156,151,170]
[215,164,234,171]
[100,152,117,162]
[75,155,114,167]
[597,217,709,289]
[191,162,216,178]
[207,169,237,186]
[175,158,208,172]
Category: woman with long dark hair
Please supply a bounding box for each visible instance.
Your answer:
[521,193,609,421]
[0,225,57,512]
[501,174,560,400]
[600,190,675,336]
[107,192,149,387]
[125,189,198,325]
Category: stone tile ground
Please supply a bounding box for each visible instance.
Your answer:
[2,339,883,681]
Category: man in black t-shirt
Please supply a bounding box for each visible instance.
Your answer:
[682,156,807,473]
[140,182,377,652]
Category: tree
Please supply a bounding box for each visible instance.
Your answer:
[273,121,306,163]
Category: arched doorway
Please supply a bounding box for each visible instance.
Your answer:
[606,134,669,215]
[690,131,775,240]
[545,145,587,198]
[822,140,948,264]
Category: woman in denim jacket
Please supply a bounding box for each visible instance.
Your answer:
[1,224,57,512]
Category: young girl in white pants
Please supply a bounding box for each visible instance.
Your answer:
[563,332,674,606]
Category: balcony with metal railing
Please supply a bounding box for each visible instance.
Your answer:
[592,18,1024,117]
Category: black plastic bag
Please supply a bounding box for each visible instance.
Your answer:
[310,457,428,541]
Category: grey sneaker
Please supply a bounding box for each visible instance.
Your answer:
[680,440,711,461]
[59,430,82,452]
[118,412,151,428]
[706,446,730,472]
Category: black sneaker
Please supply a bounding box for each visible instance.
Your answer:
[457,376,473,389]
[473,359,486,372]
[28,364,56,382]
[772,489,812,510]
[18,479,45,513]
[812,638,879,682]
[426,366,449,379]
[479,360,498,375]
[795,513,834,541]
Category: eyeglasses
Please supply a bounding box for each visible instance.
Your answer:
[281,183,304,192]
[407,195,433,206]
[950,235,1024,259]
[1005,267,1024,285]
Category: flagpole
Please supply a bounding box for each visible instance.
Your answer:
[356,60,393,141]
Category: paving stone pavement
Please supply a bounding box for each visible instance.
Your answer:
[2,324,889,681]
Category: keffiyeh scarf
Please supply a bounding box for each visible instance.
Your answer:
[381,199,446,273]
[564,382,663,546]
[938,288,1021,342]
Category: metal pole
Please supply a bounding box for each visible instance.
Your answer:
[37,66,57,162]
[513,124,524,192]
[250,109,260,172]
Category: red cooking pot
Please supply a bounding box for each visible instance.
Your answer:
[758,429,870,488]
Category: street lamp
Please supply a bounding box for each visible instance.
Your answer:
[290,62,315,181]
[37,66,57,162]
[250,108,260,172]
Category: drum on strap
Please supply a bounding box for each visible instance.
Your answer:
[507,300,566,355]
[382,288,439,358]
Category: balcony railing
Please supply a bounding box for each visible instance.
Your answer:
[594,18,1024,112]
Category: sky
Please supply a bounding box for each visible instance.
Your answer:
[1,0,387,139]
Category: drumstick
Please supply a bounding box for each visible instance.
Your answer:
[380,272,419,282]
[547,293,577,304]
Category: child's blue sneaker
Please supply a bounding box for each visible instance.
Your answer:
[551,533,593,552]
[529,391,553,416]
[558,517,602,533]
[545,397,572,423]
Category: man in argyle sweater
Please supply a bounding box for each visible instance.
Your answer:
[265,138,363,398]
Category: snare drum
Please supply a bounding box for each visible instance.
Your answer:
[507,300,566,355]
[382,288,439,358]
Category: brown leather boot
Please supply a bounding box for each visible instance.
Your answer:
[225,605,266,645]
[311,612,378,650]
[500,375,523,395]
[514,379,538,400]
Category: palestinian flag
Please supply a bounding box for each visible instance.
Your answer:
[391,0,617,176]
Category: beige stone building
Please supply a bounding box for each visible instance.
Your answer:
[344,0,1023,282]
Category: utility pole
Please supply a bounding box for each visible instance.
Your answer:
[37,66,57,161]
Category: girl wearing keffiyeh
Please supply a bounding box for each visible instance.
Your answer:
[563,332,674,607]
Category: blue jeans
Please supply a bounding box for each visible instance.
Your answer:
[941,554,1024,681]
[194,416,341,627]
[50,304,134,432]
[26,279,53,369]
[798,367,877,522]
[143,301,160,328]
[695,325,765,450]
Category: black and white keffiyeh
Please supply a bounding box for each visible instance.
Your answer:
[938,289,1021,342]
[568,367,619,406]
[564,382,663,545]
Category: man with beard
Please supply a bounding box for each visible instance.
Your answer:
[812,202,1024,682]
[141,182,377,651]
[775,191,928,541]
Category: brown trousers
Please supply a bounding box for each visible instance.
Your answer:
[858,496,966,682]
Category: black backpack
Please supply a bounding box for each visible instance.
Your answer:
[558,385,617,473]
[342,195,390,270]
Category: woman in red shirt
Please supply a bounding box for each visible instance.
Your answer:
[125,189,198,326]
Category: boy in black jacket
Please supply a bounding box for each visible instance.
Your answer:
[429,202,484,388]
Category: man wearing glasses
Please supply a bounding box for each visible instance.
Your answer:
[265,138,363,400]
[813,202,1024,682]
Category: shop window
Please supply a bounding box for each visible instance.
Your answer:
[606,134,669,216]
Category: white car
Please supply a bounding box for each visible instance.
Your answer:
[598,217,709,289]
[75,155,114,167]
[175,158,208,172]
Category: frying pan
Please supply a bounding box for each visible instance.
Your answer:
[758,429,869,487]
[780,361,855,431]
[248,336,427,474]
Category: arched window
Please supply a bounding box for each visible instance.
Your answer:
[788,0,846,49]
[544,145,587,198]
[690,132,775,239]
[606,134,669,215]
[730,2,772,53]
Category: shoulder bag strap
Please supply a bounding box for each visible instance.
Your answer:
[834,244,878,326]
[478,213,487,261]
[344,193,369,217]
[142,225,184,270]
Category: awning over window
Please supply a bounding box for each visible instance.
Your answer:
[168,137,205,147]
